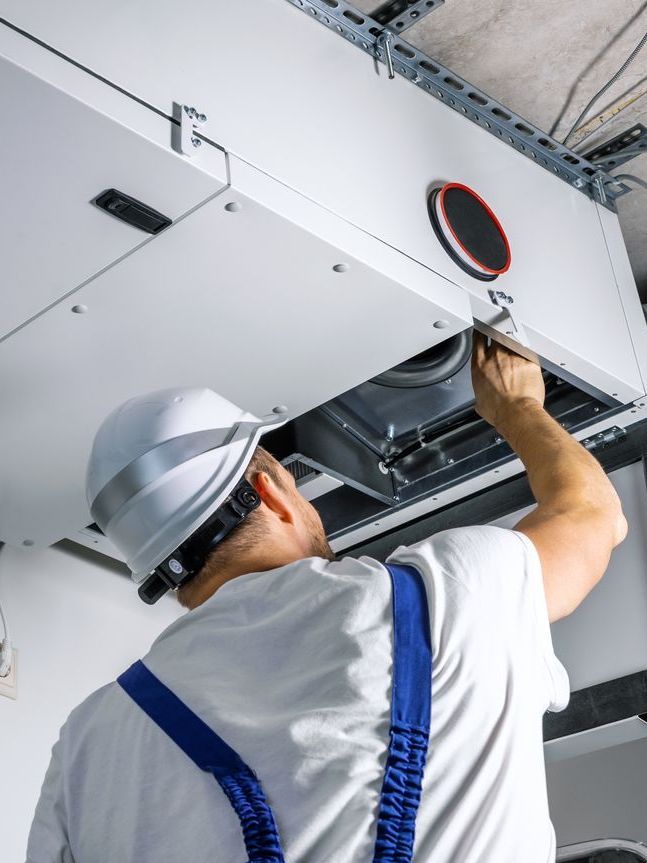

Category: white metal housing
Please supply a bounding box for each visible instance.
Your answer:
[1,1,647,546]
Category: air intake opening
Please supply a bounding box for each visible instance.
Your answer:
[428,183,511,281]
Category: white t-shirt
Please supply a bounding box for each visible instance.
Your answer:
[27,526,569,863]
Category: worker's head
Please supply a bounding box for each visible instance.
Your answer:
[177,446,334,609]
[86,386,334,609]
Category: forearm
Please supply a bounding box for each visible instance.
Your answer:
[495,397,625,536]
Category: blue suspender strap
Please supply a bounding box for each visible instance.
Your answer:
[117,660,284,863]
[117,562,431,863]
[374,563,433,863]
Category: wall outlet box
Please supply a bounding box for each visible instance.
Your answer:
[0,649,17,700]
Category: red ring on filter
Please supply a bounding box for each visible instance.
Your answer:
[428,183,512,281]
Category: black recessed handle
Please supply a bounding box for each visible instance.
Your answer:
[94,189,172,234]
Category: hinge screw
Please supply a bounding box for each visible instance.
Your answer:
[191,137,202,148]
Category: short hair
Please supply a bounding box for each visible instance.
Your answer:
[176,446,285,606]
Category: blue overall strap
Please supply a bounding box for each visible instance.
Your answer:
[117,660,284,863]
[373,563,433,863]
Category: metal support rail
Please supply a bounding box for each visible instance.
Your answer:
[371,0,444,33]
[285,0,629,210]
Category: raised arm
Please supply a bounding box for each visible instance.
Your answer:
[471,332,628,622]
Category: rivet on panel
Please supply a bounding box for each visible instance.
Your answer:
[333,263,349,273]
[22,539,34,547]
[71,304,88,314]
[273,405,289,415]
[225,202,242,213]
[433,319,450,329]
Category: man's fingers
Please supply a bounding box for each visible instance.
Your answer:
[472,330,487,365]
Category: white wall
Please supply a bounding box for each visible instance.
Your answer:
[547,736,647,847]
[0,542,182,863]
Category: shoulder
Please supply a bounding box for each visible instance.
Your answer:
[388,525,538,594]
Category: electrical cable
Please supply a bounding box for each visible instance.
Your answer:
[562,29,647,146]
[0,543,11,678]
[613,172,647,189]
[572,79,647,151]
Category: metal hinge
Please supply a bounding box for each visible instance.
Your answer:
[488,289,529,347]
[180,104,208,156]
[582,425,627,452]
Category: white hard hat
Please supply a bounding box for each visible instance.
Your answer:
[86,387,285,602]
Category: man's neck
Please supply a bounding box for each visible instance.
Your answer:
[182,547,306,609]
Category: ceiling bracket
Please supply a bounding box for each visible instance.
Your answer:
[371,0,445,34]
[285,0,627,211]
[180,104,208,157]
[583,123,647,173]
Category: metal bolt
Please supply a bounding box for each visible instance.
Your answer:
[572,178,586,189]
[379,33,395,80]
[191,137,202,148]
[593,406,600,413]
[444,378,452,385]
[393,495,400,502]
[446,457,455,465]
[494,436,503,444]
[198,113,207,123]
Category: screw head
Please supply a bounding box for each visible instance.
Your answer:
[446,457,455,465]
[191,137,202,148]
[573,178,586,189]
[168,558,184,575]
[198,113,207,123]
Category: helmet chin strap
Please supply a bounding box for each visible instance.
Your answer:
[138,478,261,605]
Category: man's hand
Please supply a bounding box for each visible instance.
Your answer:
[471,331,545,429]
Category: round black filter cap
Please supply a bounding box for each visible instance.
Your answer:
[428,183,511,281]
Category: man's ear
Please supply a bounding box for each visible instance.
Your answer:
[252,472,295,525]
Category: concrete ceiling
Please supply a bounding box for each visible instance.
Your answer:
[355,0,647,300]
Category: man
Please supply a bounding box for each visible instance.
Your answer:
[27,333,627,862]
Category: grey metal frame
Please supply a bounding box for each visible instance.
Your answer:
[558,838,647,861]
[371,0,444,33]
[285,0,628,210]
